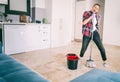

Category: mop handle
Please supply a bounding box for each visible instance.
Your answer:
[89,31,94,60]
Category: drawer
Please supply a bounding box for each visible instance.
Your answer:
[39,25,50,31]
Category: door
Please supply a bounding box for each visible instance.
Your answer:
[3,24,26,55]
[51,0,73,47]
[74,1,86,40]
[25,24,41,51]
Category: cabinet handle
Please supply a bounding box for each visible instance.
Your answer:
[43,32,46,34]
[43,39,48,41]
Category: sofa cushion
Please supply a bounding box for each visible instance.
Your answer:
[0,77,6,82]
[0,54,49,82]
[71,68,120,82]
[0,56,28,77]
[0,42,2,53]
[3,70,48,82]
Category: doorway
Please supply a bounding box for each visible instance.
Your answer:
[74,0,86,41]
[74,0,105,41]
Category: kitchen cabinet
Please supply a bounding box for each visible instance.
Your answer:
[3,24,26,55]
[35,0,45,8]
[2,23,51,55]
[39,24,51,49]
[25,24,51,51]
[32,0,45,8]
[25,24,41,51]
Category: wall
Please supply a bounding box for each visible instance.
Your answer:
[45,0,52,24]
[51,0,75,47]
[74,0,87,40]
[103,0,120,46]
[31,0,46,23]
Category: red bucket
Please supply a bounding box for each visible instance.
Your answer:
[67,53,79,70]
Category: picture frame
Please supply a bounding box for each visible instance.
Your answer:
[5,0,30,16]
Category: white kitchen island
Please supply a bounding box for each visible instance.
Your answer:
[0,23,51,55]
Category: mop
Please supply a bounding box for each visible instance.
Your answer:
[86,13,98,68]
[86,31,96,68]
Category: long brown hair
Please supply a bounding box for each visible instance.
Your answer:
[93,3,101,8]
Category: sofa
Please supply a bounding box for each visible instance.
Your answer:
[71,68,120,82]
[0,41,2,53]
[0,54,49,82]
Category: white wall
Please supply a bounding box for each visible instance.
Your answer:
[51,0,75,47]
[74,0,87,40]
[103,0,120,46]
[45,0,52,24]
[86,0,98,10]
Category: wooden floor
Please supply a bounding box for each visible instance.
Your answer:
[11,41,120,82]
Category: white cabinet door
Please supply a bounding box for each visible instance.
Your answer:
[51,0,73,47]
[25,24,41,51]
[25,24,51,51]
[3,24,26,55]
[75,1,86,40]
[39,24,51,49]
[35,0,45,8]
[3,24,51,54]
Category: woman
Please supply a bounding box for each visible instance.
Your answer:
[80,3,108,67]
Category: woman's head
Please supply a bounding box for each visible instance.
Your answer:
[92,3,101,14]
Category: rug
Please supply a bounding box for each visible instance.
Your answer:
[71,68,120,82]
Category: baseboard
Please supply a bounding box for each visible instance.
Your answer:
[74,39,82,42]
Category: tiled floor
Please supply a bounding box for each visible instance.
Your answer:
[11,41,120,82]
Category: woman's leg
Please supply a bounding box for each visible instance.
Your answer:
[93,31,107,61]
[80,35,91,57]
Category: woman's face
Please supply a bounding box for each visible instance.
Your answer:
[92,5,100,14]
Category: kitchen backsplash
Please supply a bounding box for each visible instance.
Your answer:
[0,5,5,13]
[0,5,19,22]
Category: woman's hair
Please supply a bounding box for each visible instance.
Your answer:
[93,3,101,7]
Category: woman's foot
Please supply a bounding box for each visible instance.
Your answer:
[103,61,109,67]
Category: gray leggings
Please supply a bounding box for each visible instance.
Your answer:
[80,30,107,61]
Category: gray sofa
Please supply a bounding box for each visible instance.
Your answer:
[0,54,49,82]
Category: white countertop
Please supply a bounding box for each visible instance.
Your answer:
[0,22,51,29]
[0,22,50,25]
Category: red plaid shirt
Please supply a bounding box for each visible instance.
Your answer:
[82,11,99,37]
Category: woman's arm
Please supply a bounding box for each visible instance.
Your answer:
[82,16,93,25]
[97,15,102,25]
[82,12,94,25]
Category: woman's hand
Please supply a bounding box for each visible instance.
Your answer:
[82,13,95,25]
[97,14,102,25]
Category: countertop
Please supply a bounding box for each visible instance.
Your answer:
[0,22,51,29]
